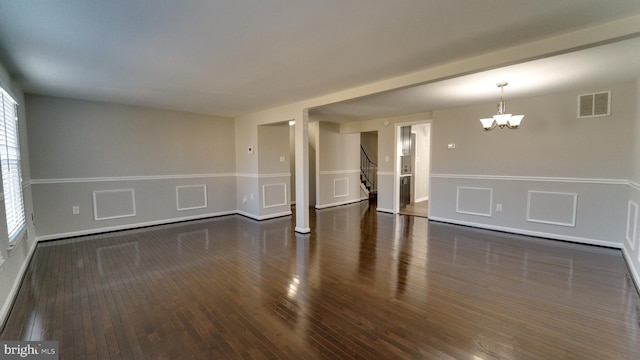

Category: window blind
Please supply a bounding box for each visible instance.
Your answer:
[0,88,25,245]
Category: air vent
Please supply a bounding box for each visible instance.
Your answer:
[578,91,610,118]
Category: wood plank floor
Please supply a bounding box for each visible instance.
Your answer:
[399,200,428,218]
[2,201,640,359]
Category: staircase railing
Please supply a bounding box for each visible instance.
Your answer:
[360,146,377,195]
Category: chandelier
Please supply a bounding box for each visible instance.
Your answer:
[479,82,524,131]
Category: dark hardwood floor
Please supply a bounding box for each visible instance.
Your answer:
[2,201,640,359]
[399,200,428,218]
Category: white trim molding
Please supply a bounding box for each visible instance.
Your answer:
[526,191,577,227]
[429,216,621,249]
[295,226,311,234]
[319,169,360,175]
[237,173,291,179]
[315,198,363,209]
[0,237,37,328]
[456,186,493,217]
[622,248,640,295]
[431,173,628,185]
[626,200,638,250]
[36,211,237,242]
[262,183,288,209]
[93,189,137,221]
[334,178,349,198]
[31,173,237,184]
[176,184,208,211]
[237,210,292,221]
[376,207,394,214]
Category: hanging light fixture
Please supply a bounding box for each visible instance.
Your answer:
[479,82,524,131]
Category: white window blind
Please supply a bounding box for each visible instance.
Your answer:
[0,88,25,246]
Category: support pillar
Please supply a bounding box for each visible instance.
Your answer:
[294,109,310,233]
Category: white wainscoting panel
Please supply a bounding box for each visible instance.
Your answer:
[176,184,208,211]
[456,187,492,217]
[93,189,136,221]
[627,200,638,250]
[334,178,349,198]
[263,183,287,209]
[527,191,577,227]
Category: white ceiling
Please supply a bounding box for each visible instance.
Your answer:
[1,1,640,119]
[313,36,640,122]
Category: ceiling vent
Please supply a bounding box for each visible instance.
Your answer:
[578,91,610,118]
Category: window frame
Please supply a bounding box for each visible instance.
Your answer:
[0,87,26,248]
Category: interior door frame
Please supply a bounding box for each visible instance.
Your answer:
[393,119,431,214]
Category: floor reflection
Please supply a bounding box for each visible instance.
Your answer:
[2,202,639,359]
[395,216,413,296]
[357,207,377,281]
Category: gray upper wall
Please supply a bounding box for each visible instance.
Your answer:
[26,95,236,180]
[632,80,640,184]
[432,82,636,180]
[319,122,359,172]
[258,123,290,175]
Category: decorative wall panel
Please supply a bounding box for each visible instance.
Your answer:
[176,185,208,211]
[456,186,492,217]
[527,191,577,227]
[93,189,136,221]
[263,183,287,209]
[334,178,349,198]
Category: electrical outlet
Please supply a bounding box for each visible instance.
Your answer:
[72,206,80,215]
[496,204,503,212]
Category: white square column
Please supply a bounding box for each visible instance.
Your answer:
[294,109,310,233]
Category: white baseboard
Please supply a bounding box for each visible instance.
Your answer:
[36,211,236,242]
[427,216,622,249]
[295,227,311,234]
[315,198,363,209]
[1,237,38,329]
[36,209,296,242]
[236,210,292,221]
[376,207,395,214]
[622,247,640,292]
[414,196,429,203]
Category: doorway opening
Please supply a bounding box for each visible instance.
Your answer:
[395,122,430,217]
[360,131,378,205]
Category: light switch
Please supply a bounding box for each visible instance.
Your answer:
[280,156,285,163]
[447,143,456,149]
